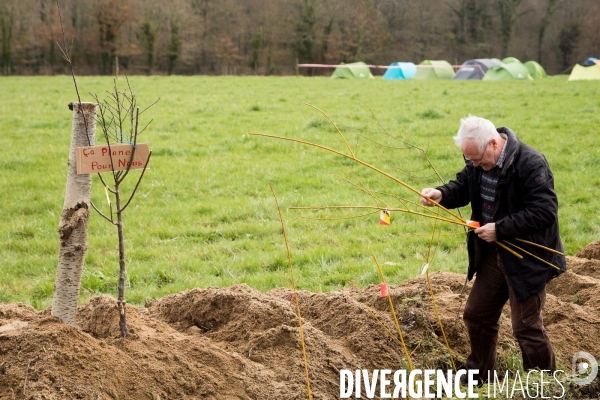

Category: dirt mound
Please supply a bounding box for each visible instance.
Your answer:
[566,256,600,280]
[575,240,600,260]
[1,297,283,400]
[1,267,600,398]
[546,270,600,309]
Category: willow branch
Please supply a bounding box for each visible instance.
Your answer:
[303,102,355,158]
[298,210,381,221]
[364,304,407,348]
[270,183,313,400]
[331,159,390,208]
[291,205,468,228]
[373,254,413,372]
[514,238,564,256]
[249,132,465,223]
[423,221,457,372]
[502,241,560,270]
[326,171,389,209]
[496,241,523,259]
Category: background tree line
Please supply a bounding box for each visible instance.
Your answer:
[0,0,598,76]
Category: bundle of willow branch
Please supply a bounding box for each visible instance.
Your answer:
[249,104,563,270]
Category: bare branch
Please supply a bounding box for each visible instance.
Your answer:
[137,119,154,136]
[117,107,140,184]
[90,201,115,224]
[94,100,119,182]
[119,151,152,213]
[55,0,93,148]
[139,97,161,116]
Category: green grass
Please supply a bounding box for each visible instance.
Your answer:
[1,75,599,308]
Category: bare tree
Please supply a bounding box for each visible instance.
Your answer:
[537,0,560,64]
[51,2,155,336]
[96,0,133,74]
[0,2,14,75]
[449,0,491,59]
[496,0,529,58]
[139,16,158,75]
[558,21,580,69]
[167,19,182,75]
[90,79,155,337]
[6,0,600,75]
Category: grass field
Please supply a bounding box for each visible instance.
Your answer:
[1,75,599,309]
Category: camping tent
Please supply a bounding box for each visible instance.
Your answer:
[413,60,455,80]
[382,62,417,80]
[577,57,598,67]
[568,58,600,81]
[483,62,530,80]
[331,62,374,79]
[454,59,504,80]
[524,61,547,79]
[502,57,521,64]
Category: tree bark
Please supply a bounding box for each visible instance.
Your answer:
[52,102,97,325]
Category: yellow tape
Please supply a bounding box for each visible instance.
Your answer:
[104,186,111,206]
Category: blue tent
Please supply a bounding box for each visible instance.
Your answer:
[578,57,598,67]
[382,62,417,80]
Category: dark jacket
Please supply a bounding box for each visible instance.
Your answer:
[437,127,566,302]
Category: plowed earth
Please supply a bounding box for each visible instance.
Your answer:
[2,243,600,399]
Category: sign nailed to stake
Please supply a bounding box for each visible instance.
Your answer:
[76,143,150,174]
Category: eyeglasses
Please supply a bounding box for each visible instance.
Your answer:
[465,143,489,164]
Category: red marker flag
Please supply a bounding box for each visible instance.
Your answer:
[466,220,480,228]
[380,283,389,297]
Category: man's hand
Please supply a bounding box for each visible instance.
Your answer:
[474,223,497,242]
[420,188,442,207]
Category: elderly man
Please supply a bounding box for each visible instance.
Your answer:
[420,116,566,383]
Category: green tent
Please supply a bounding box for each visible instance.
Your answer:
[413,60,455,80]
[568,63,600,81]
[331,62,374,79]
[502,57,521,64]
[483,62,531,80]
[524,61,547,78]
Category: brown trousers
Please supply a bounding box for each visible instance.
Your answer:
[463,248,556,381]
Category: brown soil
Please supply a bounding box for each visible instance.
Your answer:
[575,240,600,260]
[1,258,599,399]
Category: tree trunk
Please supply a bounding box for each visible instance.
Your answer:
[52,102,97,325]
[115,190,128,337]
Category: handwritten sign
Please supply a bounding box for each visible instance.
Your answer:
[76,143,150,174]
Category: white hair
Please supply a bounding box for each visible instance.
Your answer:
[453,115,499,151]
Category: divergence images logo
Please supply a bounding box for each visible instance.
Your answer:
[572,351,598,386]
